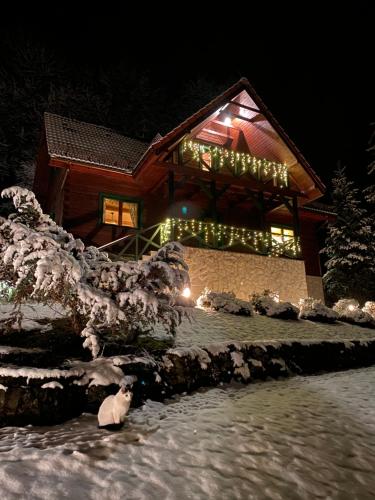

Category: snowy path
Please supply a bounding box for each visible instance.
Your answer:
[174,307,375,347]
[1,367,375,499]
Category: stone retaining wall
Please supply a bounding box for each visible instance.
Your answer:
[1,339,375,426]
[184,247,308,304]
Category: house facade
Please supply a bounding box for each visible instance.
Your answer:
[33,78,333,303]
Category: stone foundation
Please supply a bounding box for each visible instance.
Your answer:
[184,247,308,304]
[306,275,325,302]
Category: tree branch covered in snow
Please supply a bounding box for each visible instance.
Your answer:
[0,187,189,357]
[321,167,374,304]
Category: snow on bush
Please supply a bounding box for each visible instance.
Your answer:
[251,290,299,320]
[363,301,375,319]
[196,289,253,316]
[333,299,375,328]
[298,297,338,323]
[0,187,190,357]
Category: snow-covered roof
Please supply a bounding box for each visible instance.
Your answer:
[44,113,150,173]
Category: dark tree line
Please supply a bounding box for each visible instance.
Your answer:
[0,35,231,190]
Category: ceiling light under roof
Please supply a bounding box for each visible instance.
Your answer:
[223,116,232,126]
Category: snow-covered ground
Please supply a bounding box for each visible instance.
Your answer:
[1,367,375,499]
[173,307,375,347]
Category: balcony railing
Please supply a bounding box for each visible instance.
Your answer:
[99,219,301,260]
[160,218,301,258]
[179,139,289,188]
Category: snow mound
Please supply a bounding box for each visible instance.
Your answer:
[333,299,375,328]
[252,292,299,320]
[363,301,375,319]
[197,289,253,316]
[299,298,338,323]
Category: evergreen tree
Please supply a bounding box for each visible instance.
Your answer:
[322,166,374,304]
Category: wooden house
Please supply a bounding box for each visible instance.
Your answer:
[33,78,334,303]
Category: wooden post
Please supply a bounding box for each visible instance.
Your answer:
[168,171,175,208]
[210,180,217,222]
[292,196,300,236]
[258,191,266,230]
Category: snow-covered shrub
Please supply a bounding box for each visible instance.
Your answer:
[0,280,15,303]
[363,301,375,319]
[333,299,375,328]
[0,187,190,357]
[298,297,338,323]
[197,289,253,316]
[251,290,299,320]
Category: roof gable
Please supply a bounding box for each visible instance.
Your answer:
[140,78,325,198]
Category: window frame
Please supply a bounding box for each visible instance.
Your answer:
[99,193,142,229]
[270,224,295,244]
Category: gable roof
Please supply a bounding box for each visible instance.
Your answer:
[138,77,325,194]
[44,113,149,173]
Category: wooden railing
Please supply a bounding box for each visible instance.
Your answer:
[99,218,302,260]
[179,139,289,188]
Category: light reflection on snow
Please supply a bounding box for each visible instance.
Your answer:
[1,368,375,498]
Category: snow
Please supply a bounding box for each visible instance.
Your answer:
[41,381,63,390]
[166,346,211,370]
[197,289,253,316]
[170,307,375,348]
[0,384,7,392]
[1,188,189,358]
[69,358,128,388]
[0,367,83,381]
[1,367,375,498]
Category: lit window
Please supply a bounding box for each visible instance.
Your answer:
[271,226,294,244]
[102,196,139,228]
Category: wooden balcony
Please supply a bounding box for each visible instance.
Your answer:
[99,218,302,261]
[178,139,289,189]
[160,218,301,259]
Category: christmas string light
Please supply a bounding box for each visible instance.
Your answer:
[181,140,289,188]
[160,218,301,258]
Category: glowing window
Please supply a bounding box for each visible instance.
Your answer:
[271,226,294,244]
[102,196,139,228]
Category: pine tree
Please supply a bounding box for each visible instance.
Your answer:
[322,166,374,303]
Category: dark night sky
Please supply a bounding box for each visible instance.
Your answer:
[1,3,374,191]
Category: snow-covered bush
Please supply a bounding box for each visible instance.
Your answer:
[0,280,15,303]
[251,290,299,320]
[0,187,190,357]
[333,299,375,328]
[298,297,338,323]
[363,301,375,319]
[197,289,253,316]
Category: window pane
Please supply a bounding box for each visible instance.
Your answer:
[271,227,282,235]
[283,229,294,238]
[121,202,138,228]
[103,198,119,225]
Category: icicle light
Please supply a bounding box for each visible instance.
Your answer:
[181,139,289,188]
[160,218,301,258]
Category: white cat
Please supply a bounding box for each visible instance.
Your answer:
[98,387,133,430]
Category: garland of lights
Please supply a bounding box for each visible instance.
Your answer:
[160,218,301,258]
[181,139,289,188]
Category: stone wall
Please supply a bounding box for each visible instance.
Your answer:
[184,247,308,304]
[306,275,325,302]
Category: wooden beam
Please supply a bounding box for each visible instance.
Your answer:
[229,101,263,114]
[228,112,264,124]
[168,170,175,206]
[292,195,301,236]
[154,161,306,199]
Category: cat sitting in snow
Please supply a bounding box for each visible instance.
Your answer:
[98,386,133,431]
